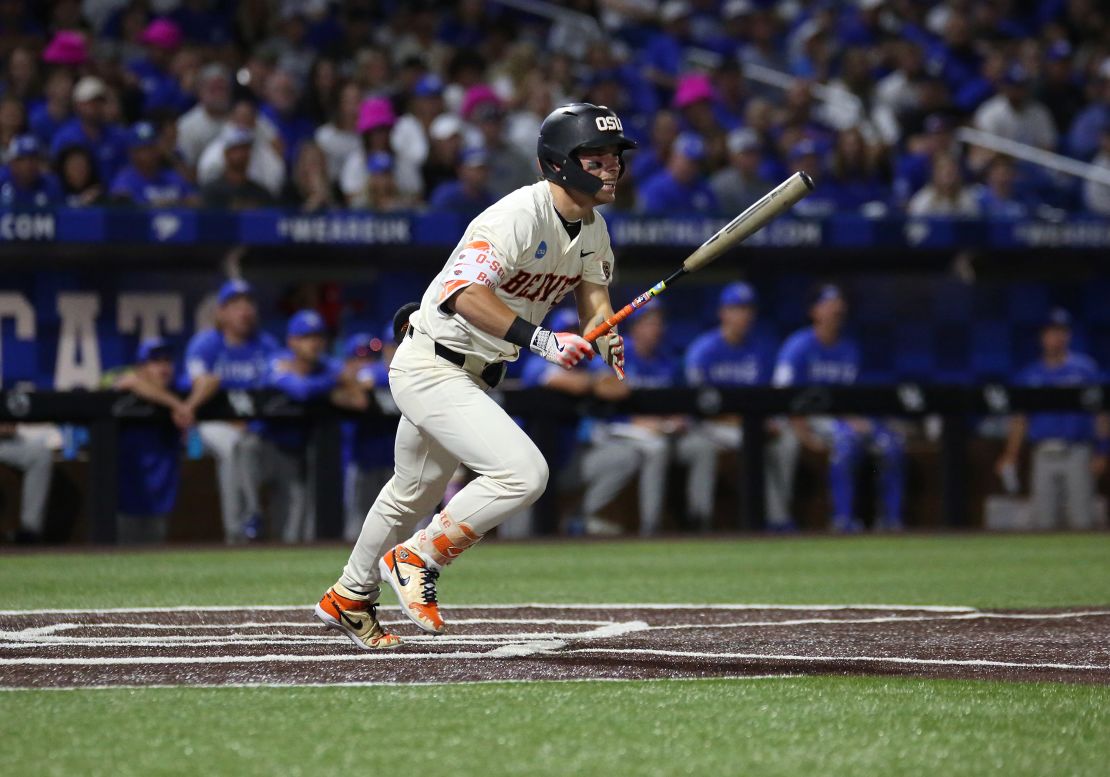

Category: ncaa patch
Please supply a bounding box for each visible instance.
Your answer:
[534,241,547,259]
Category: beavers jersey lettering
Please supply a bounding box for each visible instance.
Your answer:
[415,181,615,362]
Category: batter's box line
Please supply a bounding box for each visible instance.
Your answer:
[642,609,1110,631]
[0,602,982,616]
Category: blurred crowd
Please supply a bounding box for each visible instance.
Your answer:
[4,275,1106,544]
[1,0,1110,216]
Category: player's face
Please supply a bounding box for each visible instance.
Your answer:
[1041,326,1069,356]
[631,310,664,352]
[220,296,257,338]
[139,356,174,386]
[290,333,326,362]
[720,304,755,338]
[812,296,846,330]
[578,146,621,205]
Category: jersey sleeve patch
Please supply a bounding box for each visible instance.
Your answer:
[439,241,509,301]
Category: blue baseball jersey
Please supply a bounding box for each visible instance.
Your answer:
[117,421,181,516]
[0,168,63,207]
[772,327,860,387]
[623,338,678,388]
[255,351,343,451]
[110,164,195,206]
[1018,352,1101,442]
[684,329,770,387]
[345,361,394,470]
[182,328,281,390]
[50,118,129,182]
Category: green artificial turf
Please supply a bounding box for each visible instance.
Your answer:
[1,533,1107,611]
[2,677,1107,777]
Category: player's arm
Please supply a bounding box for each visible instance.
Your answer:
[116,370,194,429]
[449,284,592,369]
[575,280,624,380]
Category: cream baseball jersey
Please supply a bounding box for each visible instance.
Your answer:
[414,181,615,362]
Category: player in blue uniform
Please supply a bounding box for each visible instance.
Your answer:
[341,329,398,542]
[179,280,280,543]
[0,136,63,208]
[773,284,906,532]
[678,282,798,530]
[592,305,682,534]
[506,308,637,537]
[109,122,197,207]
[995,308,1108,529]
[240,310,363,542]
[113,338,191,544]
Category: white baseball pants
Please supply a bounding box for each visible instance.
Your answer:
[340,332,548,595]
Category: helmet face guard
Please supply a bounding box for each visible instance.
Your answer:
[537,103,638,196]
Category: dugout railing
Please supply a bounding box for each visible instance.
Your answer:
[1,385,1105,542]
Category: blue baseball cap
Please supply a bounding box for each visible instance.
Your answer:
[719,281,757,307]
[674,132,706,161]
[1043,307,1072,329]
[344,332,383,358]
[128,121,158,149]
[413,74,444,97]
[287,309,326,338]
[224,126,255,148]
[7,134,41,160]
[1002,63,1030,86]
[460,147,489,167]
[1046,41,1072,62]
[136,336,173,363]
[217,279,253,306]
[809,282,844,306]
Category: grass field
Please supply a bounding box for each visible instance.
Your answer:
[2,533,1108,776]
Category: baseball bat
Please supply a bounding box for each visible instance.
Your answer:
[584,171,815,343]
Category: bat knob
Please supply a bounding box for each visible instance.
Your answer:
[798,170,815,190]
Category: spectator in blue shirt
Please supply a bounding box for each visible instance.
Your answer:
[28,69,73,147]
[975,155,1033,218]
[428,147,496,220]
[110,121,198,207]
[127,18,191,116]
[113,338,191,544]
[260,68,315,169]
[179,279,281,543]
[995,308,1108,529]
[0,135,63,207]
[678,282,799,530]
[240,309,364,543]
[638,131,718,215]
[50,76,129,184]
[1066,58,1110,160]
[773,284,906,532]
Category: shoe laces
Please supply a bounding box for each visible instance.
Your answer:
[420,567,439,605]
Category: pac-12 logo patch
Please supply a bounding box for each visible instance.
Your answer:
[534,241,547,259]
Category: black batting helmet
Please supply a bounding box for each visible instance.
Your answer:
[537,103,637,196]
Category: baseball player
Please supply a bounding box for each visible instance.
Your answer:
[240,310,366,543]
[179,279,279,543]
[677,282,795,530]
[315,103,632,649]
[773,284,906,532]
[113,337,188,544]
[995,308,1108,529]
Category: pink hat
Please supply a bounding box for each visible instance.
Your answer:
[42,30,88,65]
[672,73,717,109]
[460,84,502,122]
[140,19,184,50]
[357,97,396,133]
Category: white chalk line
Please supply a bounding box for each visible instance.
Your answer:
[0,674,801,693]
[565,648,1110,673]
[646,610,1110,631]
[0,602,980,616]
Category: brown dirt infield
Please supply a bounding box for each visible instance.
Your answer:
[2,604,1108,689]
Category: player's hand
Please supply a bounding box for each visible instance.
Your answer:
[171,403,195,430]
[603,331,625,380]
[530,327,593,369]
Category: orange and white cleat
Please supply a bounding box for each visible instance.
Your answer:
[314,583,402,650]
[378,544,445,634]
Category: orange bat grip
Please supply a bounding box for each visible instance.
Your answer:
[584,305,635,343]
